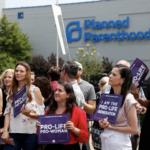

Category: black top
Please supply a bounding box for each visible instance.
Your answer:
[0,89,7,128]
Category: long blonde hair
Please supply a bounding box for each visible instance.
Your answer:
[8,62,32,106]
[99,77,109,94]
[0,69,14,90]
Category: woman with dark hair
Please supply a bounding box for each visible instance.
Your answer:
[132,88,150,150]
[36,80,89,150]
[33,77,54,110]
[47,66,60,91]
[99,64,137,150]
[1,62,44,150]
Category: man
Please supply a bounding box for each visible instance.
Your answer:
[31,71,35,84]
[74,61,96,150]
[104,60,146,150]
[60,61,85,109]
[74,61,96,114]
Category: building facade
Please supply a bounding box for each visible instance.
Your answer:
[2,0,150,77]
[0,0,5,18]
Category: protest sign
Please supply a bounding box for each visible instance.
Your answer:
[93,94,123,125]
[13,84,27,117]
[38,114,70,144]
[130,58,149,87]
[87,114,94,121]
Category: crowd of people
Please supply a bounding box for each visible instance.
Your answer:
[0,60,149,150]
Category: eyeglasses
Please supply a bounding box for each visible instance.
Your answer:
[59,68,64,73]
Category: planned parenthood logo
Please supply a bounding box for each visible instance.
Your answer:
[66,21,82,43]
[66,17,150,43]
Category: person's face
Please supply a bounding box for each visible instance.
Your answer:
[54,84,70,103]
[15,65,27,82]
[109,67,124,87]
[4,71,13,87]
[31,75,35,84]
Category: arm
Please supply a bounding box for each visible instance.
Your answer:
[99,104,137,134]
[21,104,38,119]
[34,88,43,106]
[65,109,89,143]
[1,113,10,143]
[84,100,96,114]
[21,88,44,119]
[131,84,149,108]
[0,89,3,116]
[84,86,96,114]
[74,110,89,143]
[137,98,150,108]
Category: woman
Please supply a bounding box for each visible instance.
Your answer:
[33,77,54,110]
[0,69,14,150]
[1,62,44,150]
[92,76,109,150]
[99,64,137,150]
[47,66,60,91]
[36,80,89,150]
[132,88,150,150]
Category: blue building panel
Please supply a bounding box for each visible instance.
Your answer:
[18,12,24,19]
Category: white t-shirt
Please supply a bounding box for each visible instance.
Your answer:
[4,85,45,134]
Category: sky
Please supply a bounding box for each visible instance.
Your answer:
[5,0,100,8]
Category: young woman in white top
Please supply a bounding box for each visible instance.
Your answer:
[1,62,44,150]
[0,69,14,150]
[99,64,137,150]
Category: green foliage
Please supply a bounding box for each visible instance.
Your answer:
[47,53,64,68]
[73,44,104,80]
[0,15,33,62]
[0,53,17,73]
[30,53,65,77]
[30,55,49,77]
[102,56,113,73]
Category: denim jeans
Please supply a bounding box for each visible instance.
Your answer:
[4,133,38,150]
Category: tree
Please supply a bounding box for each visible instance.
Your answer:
[0,15,33,62]
[0,53,17,74]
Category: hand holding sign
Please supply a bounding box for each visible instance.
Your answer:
[21,104,31,117]
[131,84,139,99]
[99,117,110,129]
[65,121,75,131]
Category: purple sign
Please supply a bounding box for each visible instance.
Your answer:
[87,114,94,121]
[13,84,27,117]
[93,94,123,125]
[130,58,149,87]
[38,114,70,144]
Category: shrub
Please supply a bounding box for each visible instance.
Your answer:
[47,53,64,68]
[102,57,113,74]
[30,55,49,77]
[30,53,65,77]
[73,44,104,81]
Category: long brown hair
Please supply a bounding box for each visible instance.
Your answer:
[8,62,32,106]
[47,80,78,118]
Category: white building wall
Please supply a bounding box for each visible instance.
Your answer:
[2,0,150,77]
[0,0,5,18]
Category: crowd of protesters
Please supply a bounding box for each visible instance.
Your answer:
[0,60,149,150]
